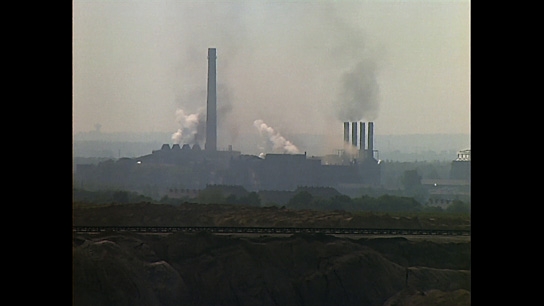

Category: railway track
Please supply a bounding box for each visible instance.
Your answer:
[73,226,470,236]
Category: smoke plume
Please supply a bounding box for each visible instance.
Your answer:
[337,58,380,122]
[253,119,300,154]
[171,108,206,145]
[216,84,239,146]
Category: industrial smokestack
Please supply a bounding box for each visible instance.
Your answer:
[351,122,358,148]
[360,122,365,152]
[343,122,349,146]
[368,122,374,159]
[205,48,217,151]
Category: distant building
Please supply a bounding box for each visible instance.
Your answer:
[74,48,383,200]
[422,179,471,205]
[450,149,470,181]
[74,143,381,200]
[421,149,471,206]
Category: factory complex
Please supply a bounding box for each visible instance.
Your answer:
[74,48,469,202]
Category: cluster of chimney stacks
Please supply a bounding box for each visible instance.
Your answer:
[343,121,374,159]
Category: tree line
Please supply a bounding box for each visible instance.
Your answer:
[285,191,469,214]
[73,187,470,215]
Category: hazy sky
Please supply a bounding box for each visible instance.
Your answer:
[73,0,470,144]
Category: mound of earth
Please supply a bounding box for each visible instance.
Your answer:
[383,288,471,306]
[73,232,470,306]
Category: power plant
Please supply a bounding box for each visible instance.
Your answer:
[75,48,382,196]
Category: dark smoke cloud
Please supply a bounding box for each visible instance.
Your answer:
[73,1,470,145]
[172,2,384,136]
[316,5,382,123]
[75,1,387,147]
[216,84,240,146]
[337,58,380,122]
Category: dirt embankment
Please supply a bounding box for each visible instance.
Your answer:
[73,203,470,305]
[73,202,470,230]
[73,231,470,306]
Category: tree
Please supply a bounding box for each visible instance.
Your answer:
[240,192,261,207]
[446,200,470,214]
[327,195,353,211]
[377,195,421,212]
[401,170,422,191]
[197,188,225,204]
[400,169,428,203]
[287,191,314,209]
[225,194,238,205]
[112,190,129,203]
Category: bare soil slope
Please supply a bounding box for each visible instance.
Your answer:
[73,231,470,306]
[73,203,470,305]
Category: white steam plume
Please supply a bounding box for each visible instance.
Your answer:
[171,108,206,145]
[253,119,300,154]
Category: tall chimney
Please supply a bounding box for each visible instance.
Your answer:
[359,122,365,152]
[368,122,374,159]
[343,122,349,146]
[205,48,217,151]
[351,122,358,148]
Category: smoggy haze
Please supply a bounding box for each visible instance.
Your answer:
[73,0,470,151]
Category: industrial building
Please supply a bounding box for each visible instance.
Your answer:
[74,48,382,197]
[450,149,471,181]
[421,149,471,205]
